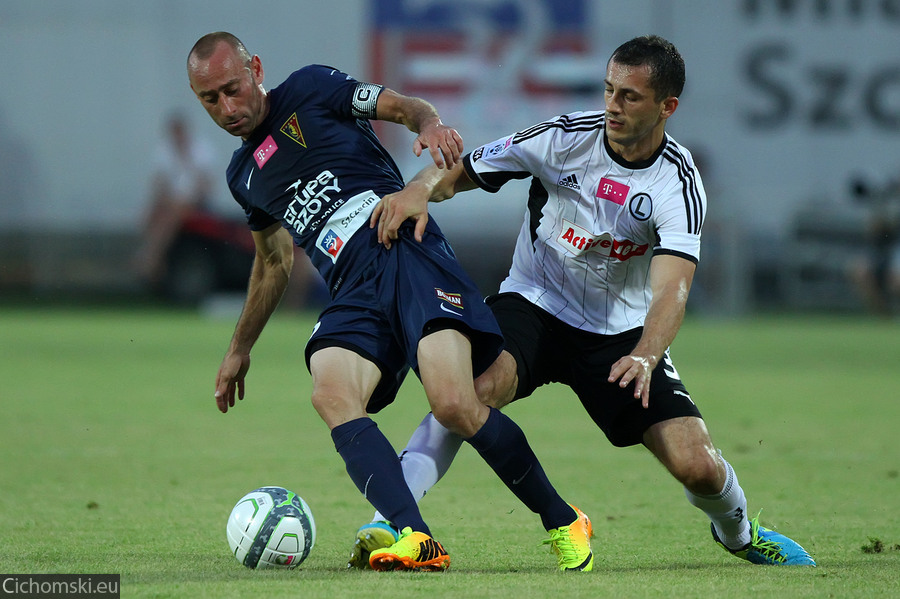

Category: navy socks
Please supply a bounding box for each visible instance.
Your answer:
[466,407,575,530]
[333,410,574,534]
[331,417,429,535]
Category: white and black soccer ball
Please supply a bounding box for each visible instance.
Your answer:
[226,486,316,569]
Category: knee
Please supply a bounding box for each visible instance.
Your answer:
[310,385,364,430]
[429,393,467,430]
[309,388,329,417]
[674,450,724,496]
[429,391,484,438]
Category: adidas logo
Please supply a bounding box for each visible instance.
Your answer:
[558,174,581,190]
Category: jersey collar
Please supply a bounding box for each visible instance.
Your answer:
[603,131,667,170]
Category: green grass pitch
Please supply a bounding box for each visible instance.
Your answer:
[1,307,898,598]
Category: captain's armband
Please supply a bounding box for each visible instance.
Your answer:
[351,83,383,119]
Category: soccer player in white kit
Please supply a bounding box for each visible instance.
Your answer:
[355,35,815,568]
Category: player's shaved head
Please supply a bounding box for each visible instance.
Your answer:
[187,31,268,139]
[187,32,251,72]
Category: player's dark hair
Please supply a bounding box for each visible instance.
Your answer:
[610,35,685,102]
[187,32,252,69]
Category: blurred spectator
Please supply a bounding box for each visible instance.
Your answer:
[848,177,900,316]
[135,113,217,285]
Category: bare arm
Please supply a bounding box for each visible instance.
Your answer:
[369,162,478,248]
[608,254,696,408]
[214,223,294,413]
[375,89,464,169]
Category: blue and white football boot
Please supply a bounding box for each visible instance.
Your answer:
[712,516,816,566]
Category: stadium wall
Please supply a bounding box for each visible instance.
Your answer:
[1,0,895,312]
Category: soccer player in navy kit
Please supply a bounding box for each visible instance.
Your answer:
[186,32,593,572]
[368,35,816,567]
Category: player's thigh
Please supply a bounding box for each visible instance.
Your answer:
[305,280,411,417]
[309,345,382,429]
[568,335,703,447]
[417,328,486,437]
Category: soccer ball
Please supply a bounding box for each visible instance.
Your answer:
[226,486,316,569]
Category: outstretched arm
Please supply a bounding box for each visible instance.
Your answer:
[375,89,464,169]
[214,223,294,413]
[607,254,696,408]
[369,162,478,248]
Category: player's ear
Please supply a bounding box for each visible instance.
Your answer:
[661,96,678,119]
[250,55,264,85]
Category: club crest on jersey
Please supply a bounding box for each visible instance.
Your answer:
[280,113,307,147]
[320,229,344,258]
[557,220,648,260]
[472,136,513,162]
[596,177,629,205]
[435,288,464,309]
[628,193,653,221]
[254,135,278,168]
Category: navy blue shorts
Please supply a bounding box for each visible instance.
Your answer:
[487,292,702,447]
[305,225,503,414]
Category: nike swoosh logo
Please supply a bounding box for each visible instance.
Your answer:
[512,464,533,485]
[439,303,461,316]
[245,168,254,189]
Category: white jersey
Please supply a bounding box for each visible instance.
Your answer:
[463,111,706,335]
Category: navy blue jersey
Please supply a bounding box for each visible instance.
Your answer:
[226,65,407,293]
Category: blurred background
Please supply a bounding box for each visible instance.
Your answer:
[1,0,899,316]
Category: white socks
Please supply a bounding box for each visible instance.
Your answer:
[684,453,751,550]
[374,414,753,553]
[372,413,462,522]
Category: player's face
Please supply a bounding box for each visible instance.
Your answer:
[189,43,268,139]
[603,60,677,161]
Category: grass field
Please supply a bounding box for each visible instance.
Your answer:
[1,306,899,598]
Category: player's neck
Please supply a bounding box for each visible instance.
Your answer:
[607,130,665,164]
